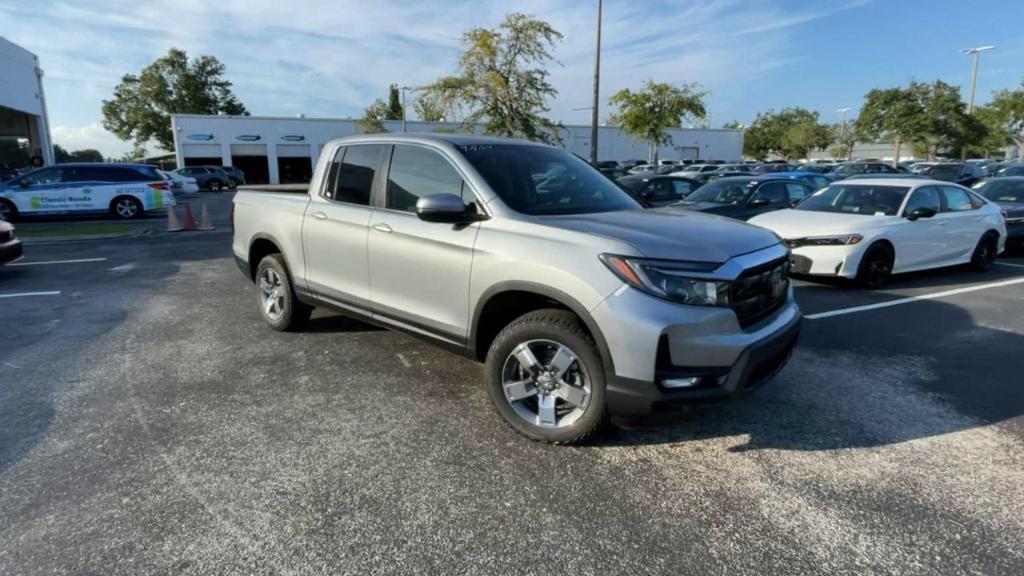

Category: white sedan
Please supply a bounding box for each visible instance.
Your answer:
[749,177,1007,287]
[159,169,199,196]
[0,163,175,221]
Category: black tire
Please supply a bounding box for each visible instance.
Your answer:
[254,254,312,331]
[209,179,223,192]
[969,233,998,272]
[228,178,239,189]
[110,196,144,220]
[855,243,894,288]
[0,199,18,222]
[484,309,607,444]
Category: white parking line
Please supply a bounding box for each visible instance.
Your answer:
[995,261,1024,269]
[9,257,108,267]
[806,277,1024,320]
[0,290,61,299]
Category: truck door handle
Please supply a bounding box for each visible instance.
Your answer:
[372,223,393,233]
[310,211,327,220]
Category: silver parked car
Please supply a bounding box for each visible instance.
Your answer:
[232,134,801,443]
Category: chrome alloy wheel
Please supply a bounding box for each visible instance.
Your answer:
[115,198,139,218]
[258,267,286,320]
[501,339,591,429]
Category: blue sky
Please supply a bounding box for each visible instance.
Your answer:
[1,0,1022,157]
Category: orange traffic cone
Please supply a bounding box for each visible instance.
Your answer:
[166,206,184,232]
[181,204,198,231]
[198,203,215,231]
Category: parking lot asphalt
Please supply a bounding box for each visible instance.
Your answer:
[2,198,1023,575]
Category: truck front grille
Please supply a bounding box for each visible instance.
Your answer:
[729,258,789,328]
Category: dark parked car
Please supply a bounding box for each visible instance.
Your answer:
[754,171,833,191]
[599,167,628,180]
[173,166,233,191]
[795,163,837,174]
[670,176,815,220]
[0,218,23,266]
[913,162,985,186]
[973,177,1024,249]
[596,160,619,170]
[984,162,1009,177]
[0,165,18,182]
[751,163,794,174]
[617,175,702,206]
[692,171,755,184]
[995,163,1024,177]
[216,165,246,186]
[830,162,901,179]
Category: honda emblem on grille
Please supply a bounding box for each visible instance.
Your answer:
[770,266,787,299]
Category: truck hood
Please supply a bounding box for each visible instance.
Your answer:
[749,209,893,239]
[536,208,781,263]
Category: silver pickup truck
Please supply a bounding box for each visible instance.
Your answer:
[232,134,801,443]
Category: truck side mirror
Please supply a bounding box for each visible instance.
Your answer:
[416,193,481,224]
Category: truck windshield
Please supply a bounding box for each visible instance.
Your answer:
[457,145,641,215]
[796,184,910,216]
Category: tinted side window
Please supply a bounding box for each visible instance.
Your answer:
[753,182,787,203]
[785,183,810,201]
[112,167,149,182]
[905,186,941,214]
[671,180,692,196]
[386,145,464,212]
[18,168,64,186]
[322,146,345,199]
[68,166,116,182]
[941,186,974,211]
[336,145,384,206]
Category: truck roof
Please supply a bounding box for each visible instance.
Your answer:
[325,132,552,149]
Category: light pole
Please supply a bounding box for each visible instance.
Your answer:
[961,45,994,114]
[836,107,851,161]
[589,0,602,165]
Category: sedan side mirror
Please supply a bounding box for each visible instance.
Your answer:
[906,207,937,221]
[416,193,481,224]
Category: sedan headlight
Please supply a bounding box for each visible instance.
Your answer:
[790,234,863,247]
[600,254,729,306]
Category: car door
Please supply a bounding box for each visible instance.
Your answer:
[367,143,481,343]
[643,179,685,206]
[302,144,383,313]
[939,185,985,260]
[892,185,945,270]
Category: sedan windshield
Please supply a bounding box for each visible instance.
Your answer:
[975,180,1024,203]
[796,183,910,216]
[458,144,642,215]
[684,178,756,204]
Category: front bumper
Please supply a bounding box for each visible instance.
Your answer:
[787,243,865,278]
[1,238,24,265]
[605,308,801,416]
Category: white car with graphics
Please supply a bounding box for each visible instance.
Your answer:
[0,163,175,221]
[749,178,1007,287]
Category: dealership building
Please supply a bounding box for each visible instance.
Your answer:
[0,37,54,169]
[171,113,743,184]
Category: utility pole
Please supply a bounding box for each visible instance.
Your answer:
[836,107,851,161]
[960,46,994,158]
[589,0,602,165]
[401,86,409,133]
[961,45,994,114]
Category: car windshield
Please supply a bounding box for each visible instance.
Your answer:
[925,165,961,179]
[684,178,756,204]
[458,144,642,215]
[833,164,867,175]
[975,181,1024,203]
[796,183,909,216]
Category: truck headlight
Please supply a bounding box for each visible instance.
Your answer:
[600,254,730,306]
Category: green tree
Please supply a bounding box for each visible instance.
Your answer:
[54,145,105,163]
[973,104,1015,157]
[914,80,984,159]
[854,86,929,165]
[607,80,707,163]
[101,48,247,152]
[743,108,830,160]
[981,81,1024,161]
[386,84,404,121]
[359,98,390,134]
[721,120,743,130]
[829,120,856,160]
[421,13,563,142]
[414,92,448,122]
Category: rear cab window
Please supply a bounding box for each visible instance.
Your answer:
[323,145,386,206]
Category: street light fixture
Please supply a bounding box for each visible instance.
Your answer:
[960,45,995,114]
[836,107,851,161]
[400,85,422,132]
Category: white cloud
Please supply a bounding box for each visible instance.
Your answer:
[50,123,132,158]
[2,0,871,157]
